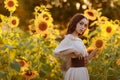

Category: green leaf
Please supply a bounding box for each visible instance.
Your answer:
[10,61,20,72]
[0,72,7,78]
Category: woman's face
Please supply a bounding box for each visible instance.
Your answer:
[75,18,89,34]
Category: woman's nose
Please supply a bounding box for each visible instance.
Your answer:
[81,27,85,30]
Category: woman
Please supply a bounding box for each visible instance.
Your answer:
[53,13,98,80]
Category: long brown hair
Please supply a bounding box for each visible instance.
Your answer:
[66,13,87,34]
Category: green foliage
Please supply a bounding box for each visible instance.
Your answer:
[0,28,62,80]
[0,72,7,78]
[0,0,120,80]
[87,23,120,80]
[10,61,20,72]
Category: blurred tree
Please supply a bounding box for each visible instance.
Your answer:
[89,0,120,20]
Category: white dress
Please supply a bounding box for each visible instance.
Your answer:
[53,34,89,80]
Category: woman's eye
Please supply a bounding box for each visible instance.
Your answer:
[79,22,84,25]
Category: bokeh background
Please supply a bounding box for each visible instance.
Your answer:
[0,0,120,80]
[1,0,120,31]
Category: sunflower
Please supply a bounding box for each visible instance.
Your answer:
[92,16,108,26]
[34,6,40,13]
[100,21,117,39]
[113,20,120,25]
[83,28,89,37]
[94,39,104,49]
[22,70,39,80]
[84,9,98,21]
[28,25,36,35]
[91,37,106,50]
[41,12,53,23]
[37,12,53,27]
[99,16,108,22]
[16,59,29,71]
[9,16,19,28]
[4,0,18,12]
[29,29,36,35]
[45,28,59,39]
[0,14,6,22]
[116,59,120,66]
[35,17,49,34]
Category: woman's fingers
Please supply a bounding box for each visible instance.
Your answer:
[73,51,84,59]
[78,53,83,59]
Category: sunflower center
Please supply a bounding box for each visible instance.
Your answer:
[38,21,47,31]
[95,40,103,48]
[106,26,112,33]
[43,14,49,20]
[88,11,94,17]
[25,71,33,76]
[20,60,25,67]
[7,1,14,7]
[12,19,16,25]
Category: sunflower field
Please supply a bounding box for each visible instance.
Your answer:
[0,0,120,80]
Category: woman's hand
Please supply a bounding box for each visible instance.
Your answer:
[88,48,99,60]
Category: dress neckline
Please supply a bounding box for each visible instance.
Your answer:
[65,34,81,41]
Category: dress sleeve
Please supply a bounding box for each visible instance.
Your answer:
[53,37,74,54]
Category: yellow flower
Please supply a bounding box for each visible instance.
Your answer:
[116,59,120,66]
[94,39,105,49]
[83,28,89,37]
[99,16,108,22]
[4,0,18,12]
[22,70,39,80]
[29,29,36,35]
[45,28,59,39]
[83,39,87,44]
[40,12,53,24]
[100,21,117,39]
[0,14,6,22]
[34,6,40,12]
[84,9,98,21]
[0,24,2,36]
[28,25,36,35]
[9,49,16,60]
[113,20,120,25]
[35,17,49,34]
[16,59,29,71]
[91,37,106,50]
[9,16,19,28]
[91,16,108,26]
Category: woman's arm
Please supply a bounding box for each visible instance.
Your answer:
[54,48,81,59]
[83,49,98,65]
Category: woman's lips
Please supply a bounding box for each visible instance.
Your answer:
[80,29,84,32]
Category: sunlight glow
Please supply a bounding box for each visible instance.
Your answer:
[82,4,87,9]
[76,2,80,10]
